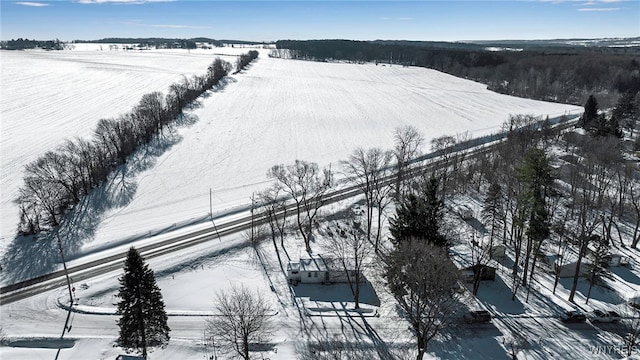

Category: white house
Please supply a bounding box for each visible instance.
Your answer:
[602,254,630,267]
[481,236,506,258]
[287,254,359,285]
[556,260,593,278]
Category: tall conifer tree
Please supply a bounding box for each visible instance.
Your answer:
[116,247,170,358]
[389,175,447,247]
[580,94,599,130]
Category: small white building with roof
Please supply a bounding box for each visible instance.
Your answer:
[287,254,359,285]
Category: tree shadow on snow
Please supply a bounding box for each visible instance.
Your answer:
[611,265,640,287]
[208,77,237,94]
[432,325,509,360]
[475,275,526,315]
[1,117,196,285]
[295,317,405,360]
[558,277,623,304]
[292,281,381,308]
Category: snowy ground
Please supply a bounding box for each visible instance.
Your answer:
[1,46,600,359]
[0,45,244,249]
[4,198,640,359]
[1,46,580,278]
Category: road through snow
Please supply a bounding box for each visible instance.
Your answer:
[1,47,581,281]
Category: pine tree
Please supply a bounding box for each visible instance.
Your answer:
[608,113,624,138]
[592,113,623,138]
[389,175,447,247]
[613,91,639,136]
[481,182,504,246]
[116,247,170,358]
[517,148,553,289]
[580,94,599,130]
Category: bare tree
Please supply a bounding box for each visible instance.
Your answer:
[630,176,640,248]
[341,147,393,245]
[206,284,274,360]
[620,307,640,357]
[585,235,609,304]
[567,138,608,303]
[0,327,7,346]
[325,218,372,309]
[468,231,493,296]
[16,151,78,231]
[430,133,469,199]
[371,166,395,251]
[502,330,529,360]
[267,160,333,253]
[551,212,571,294]
[208,57,232,86]
[385,241,463,360]
[257,185,288,256]
[60,138,97,196]
[430,135,456,185]
[393,125,423,200]
[134,91,166,140]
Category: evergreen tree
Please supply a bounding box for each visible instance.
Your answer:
[613,91,639,135]
[608,113,624,138]
[592,113,623,138]
[481,182,504,246]
[517,148,553,289]
[389,176,447,247]
[580,94,599,130]
[116,247,170,358]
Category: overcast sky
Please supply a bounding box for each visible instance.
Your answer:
[1,0,639,42]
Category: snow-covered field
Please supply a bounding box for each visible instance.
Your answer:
[1,46,580,265]
[0,45,242,248]
[1,46,598,359]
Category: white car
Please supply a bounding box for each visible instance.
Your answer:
[588,309,621,323]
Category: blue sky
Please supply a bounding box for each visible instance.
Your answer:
[1,1,639,42]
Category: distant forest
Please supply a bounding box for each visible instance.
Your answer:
[1,37,272,51]
[73,37,222,49]
[1,38,64,50]
[75,38,271,47]
[275,39,640,107]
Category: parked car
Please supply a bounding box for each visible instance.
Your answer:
[560,310,586,323]
[588,309,621,323]
[455,204,474,220]
[463,310,492,324]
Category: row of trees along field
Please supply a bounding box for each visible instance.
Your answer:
[253,91,638,359]
[274,39,640,107]
[234,50,259,73]
[14,52,259,236]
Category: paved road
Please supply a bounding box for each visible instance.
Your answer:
[1,115,580,305]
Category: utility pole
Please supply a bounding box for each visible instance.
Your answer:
[55,229,74,305]
[210,188,221,242]
[250,192,255,242]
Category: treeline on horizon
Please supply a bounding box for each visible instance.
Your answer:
[75,37,270,45]
[1,37,272,51]
[1,38,64,50]
[74,37,223,49]
[275,39,640,107]
[14,51,258,236]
